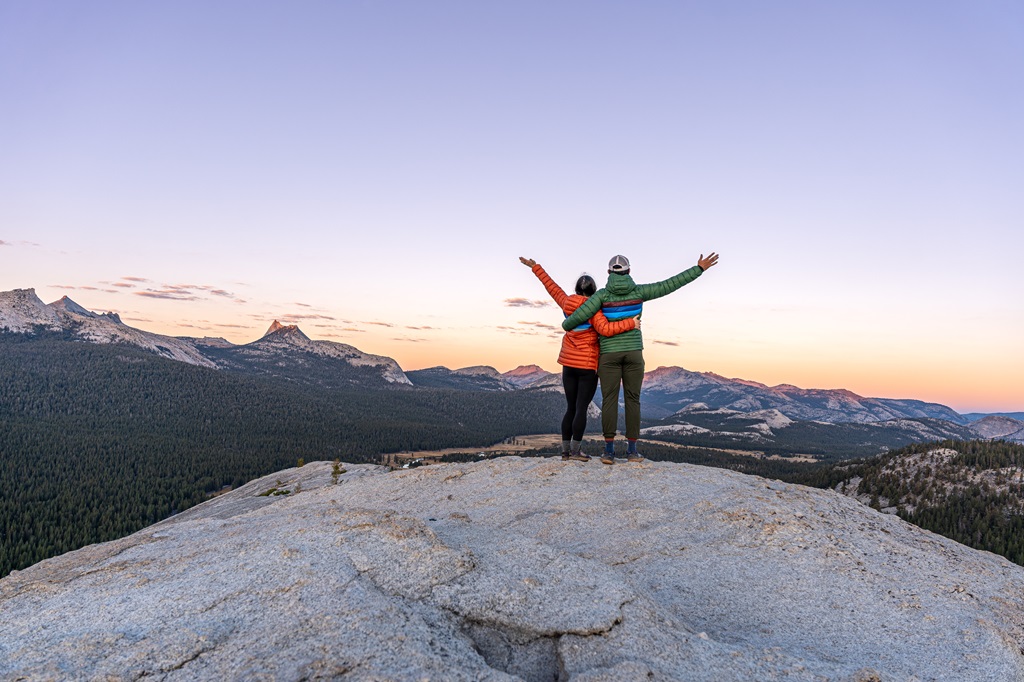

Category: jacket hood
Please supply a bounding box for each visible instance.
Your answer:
[605,273,636,295]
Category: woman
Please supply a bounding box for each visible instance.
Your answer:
[519,256,639,460]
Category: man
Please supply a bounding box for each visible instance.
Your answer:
[562,252,719,464]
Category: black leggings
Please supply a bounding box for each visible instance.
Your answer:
[562,367,600,441]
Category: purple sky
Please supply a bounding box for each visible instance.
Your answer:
[1,1,1021,411]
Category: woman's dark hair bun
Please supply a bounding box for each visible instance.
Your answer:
[575,275,597,297]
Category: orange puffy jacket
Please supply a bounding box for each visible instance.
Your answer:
[531,264,637,371]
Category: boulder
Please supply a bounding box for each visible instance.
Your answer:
[3,458,1024,681]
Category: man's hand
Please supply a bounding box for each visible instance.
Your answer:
[698,252,719,271]
[519,257,537,268]
[634,317,642,330]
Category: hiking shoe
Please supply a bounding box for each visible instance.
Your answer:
[569,453,591,462]
[627,455,645,463]
[561,454,571,461]
[601,457,615,465]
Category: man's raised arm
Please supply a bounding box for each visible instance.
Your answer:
[635,252,719,301]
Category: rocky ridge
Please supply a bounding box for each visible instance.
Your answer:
[241,321,412,385]
[0,288,62,332]
[0,289,410,385]
[4,458,1024,681]
[640,367,969,424]
[0,289,217,367]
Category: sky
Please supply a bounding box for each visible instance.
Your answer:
[1,1,1021,413]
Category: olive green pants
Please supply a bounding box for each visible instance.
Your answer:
[598,350,645,439]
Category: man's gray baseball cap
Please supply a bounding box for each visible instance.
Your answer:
[608,255,630,273]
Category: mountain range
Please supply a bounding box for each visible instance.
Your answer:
[2,287,1021,449]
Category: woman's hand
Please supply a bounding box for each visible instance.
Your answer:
[519,257,537,267]
[634,317,642,330]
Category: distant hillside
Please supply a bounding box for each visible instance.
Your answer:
[407,366,514,391]
[640,366,969,424]
[638,404,978,461]
[829,440,1024,564]
[963,412,1024,423]
[199,321,411,388]
[625,437,1024,568]
[969,415,1024,440]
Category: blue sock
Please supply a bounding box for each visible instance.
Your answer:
[604,440,615,456]
[627,439,637,455]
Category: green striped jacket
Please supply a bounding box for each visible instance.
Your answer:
[561,265,703,353]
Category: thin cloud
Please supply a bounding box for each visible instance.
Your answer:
[133,282,245,303]
[295,302,313,308]
[135,290,202,301]
[321,323,370,333]
[392,337,426,343]
[0,240,9,246]
[122,276,149,283]
[113,282,136,288]
[278,313,337,322]
[364,321,394,328]
[504,298,550,308]
[404,325,436,330]
[652,340,680,347]
[517,320,558,331]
